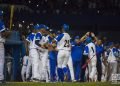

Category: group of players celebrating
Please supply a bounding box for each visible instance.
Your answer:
[0,10,120,83]
[21,23,120,83]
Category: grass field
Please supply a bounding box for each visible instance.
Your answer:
[0,82,120,86]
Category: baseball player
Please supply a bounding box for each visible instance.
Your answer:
[34,24,49,82]
[96,40,104,81]
[26,30,36,81]
[26,24,42,82]
[71,36,84,81]
[47,29,57,82]
[107,42,118,81]
[54,24,71,82]
[83,36,97,82]
[21,55,29,82]
[0,11,6,83]
[35,24,49,82]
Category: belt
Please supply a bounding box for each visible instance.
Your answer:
[23,64,27,66]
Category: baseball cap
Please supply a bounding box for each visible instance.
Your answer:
[62,24,69,31]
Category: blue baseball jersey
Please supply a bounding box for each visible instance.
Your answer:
[96,45,104,61]
[48,36,57,60]
[0,20,5,32]
[71,42,84,61]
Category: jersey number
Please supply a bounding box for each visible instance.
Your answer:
[91,47,94,53]
[64,40,70,47]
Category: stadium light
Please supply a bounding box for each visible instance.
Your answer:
[19,24,22,28]
[37,5,39,7]
[65,2,67,5]
[22,21,25,23]
[28,0,31,4]
[97,10,100,14]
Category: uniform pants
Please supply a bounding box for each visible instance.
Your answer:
[88,57,97,80]
[68,56,75,81]
[26,57,32,79]
[107,61,117,81]
[29,49,40,80]
[73,61,81,81]
[97,60,102,81]
[41,51,49,82]
[21,65,27,81]
[0,47,4,80]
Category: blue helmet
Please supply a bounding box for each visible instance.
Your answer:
[34,24,47,30]
[85,37,92,43]
[34,24,40,30]
[39,24,47,30]
[62,24,69,31]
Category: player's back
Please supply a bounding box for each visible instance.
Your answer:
[87,42,96,58]
[57,32,71,51]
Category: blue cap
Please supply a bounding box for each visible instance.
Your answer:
[62,24,69,31]
[34,24,40,30]
[85,37,92,43]
[39,24,47,30]
[75,36,80,39]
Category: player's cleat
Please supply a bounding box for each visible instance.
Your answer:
[26,78,31,82]
[46,80,50,83]
[32,78,40,82]
[89,78,93,82]
[72,80,77,82]
[64,74,68,82]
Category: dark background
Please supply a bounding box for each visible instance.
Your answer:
[0,0,120,41]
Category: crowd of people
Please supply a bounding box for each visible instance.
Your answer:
[20,24,120,82]
[0,9,120,84]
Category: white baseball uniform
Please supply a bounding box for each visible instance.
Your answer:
[0,20,5,81]
[67,55,75,81]
[55,32,71,69]
[26,32,40,80]
[38,35,50,82]
[21,55,29,81]
[107,47,117,81]
[84,42,97,80]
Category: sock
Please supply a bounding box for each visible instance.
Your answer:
[57,68,64,82]
[63,67,68,75]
